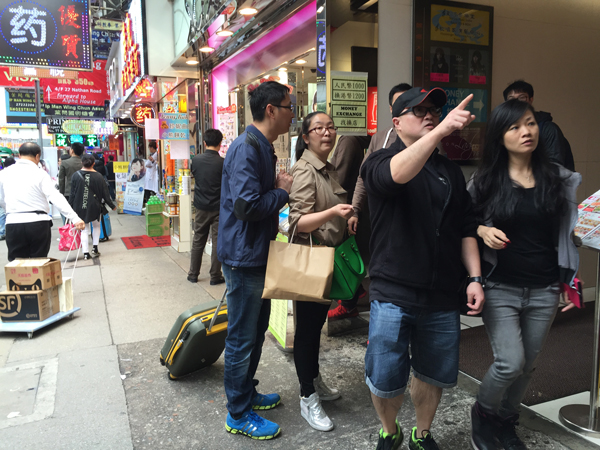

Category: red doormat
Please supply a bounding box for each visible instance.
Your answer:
[121,235,171,250]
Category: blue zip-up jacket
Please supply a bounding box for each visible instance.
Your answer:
[217,125,289,267]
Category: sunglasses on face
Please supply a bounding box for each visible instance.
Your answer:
[270,104,294,111]
[399,105,443,118]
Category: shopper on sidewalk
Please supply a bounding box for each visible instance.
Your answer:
[503,80,574,171]
[106,156,116,200]
[468,100,580,450]
[288,112,352,432]
[218,81,294,440]
[361,88,485,450]
[0,143,85,261]
[329,82,412,321]
[0,157,15,241]
[59,142,84,224]
[144,141,159,204]
[188,129,225,285]
[69,154,116,260]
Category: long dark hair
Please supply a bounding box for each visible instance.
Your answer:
[473,99,566,222]
[295,112,332,162]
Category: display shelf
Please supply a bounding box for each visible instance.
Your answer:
[0,307,81,339]
[162,212,179,218]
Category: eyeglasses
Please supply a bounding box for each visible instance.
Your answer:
[270,104,294,111]
[399,105,443,118]
[308,126,338,135]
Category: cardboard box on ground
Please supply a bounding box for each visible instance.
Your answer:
[0,258,70,322]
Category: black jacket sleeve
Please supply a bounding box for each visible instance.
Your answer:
[540,122,575,171]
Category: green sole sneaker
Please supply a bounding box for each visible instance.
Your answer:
[251,392,281,410]
[225,424,281,440]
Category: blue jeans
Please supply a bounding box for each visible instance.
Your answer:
[478,281,560,417]
[222,263,271,419]
[0,207,5,237]
[365,300,460,398]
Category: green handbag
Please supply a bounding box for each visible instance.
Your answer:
[328,235,366,300]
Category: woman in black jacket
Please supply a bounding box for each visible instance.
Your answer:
[70,154,116,259]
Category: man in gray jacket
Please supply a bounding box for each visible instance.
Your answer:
[58,142,84,201]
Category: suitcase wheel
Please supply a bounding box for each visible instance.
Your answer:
[167,372,178,381]
[159,355,165,366]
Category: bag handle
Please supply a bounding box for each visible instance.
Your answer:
[289,225,313,248]
[339,241,364,276]
[207,289,227,332]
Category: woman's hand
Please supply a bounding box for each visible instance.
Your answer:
[332,204,354,220]
[348,216,358,235]
[478,225,510,250]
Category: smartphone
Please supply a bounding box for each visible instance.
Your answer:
[561,278,584,309]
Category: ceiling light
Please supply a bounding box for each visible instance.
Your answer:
[186,59,200,64]
[239,7,258,15]
[294,59,307,65]
[216,29,234,37]
[278,67,287,71]
[308,48,316,52]
[317,5,324,13]
[199,46,214,53]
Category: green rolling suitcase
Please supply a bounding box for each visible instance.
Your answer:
[159,291,228,380]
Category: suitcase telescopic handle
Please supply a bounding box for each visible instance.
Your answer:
[207,289,227,333]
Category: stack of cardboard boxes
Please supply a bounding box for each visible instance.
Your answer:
[146,201,170,237]
[0,259,65,323]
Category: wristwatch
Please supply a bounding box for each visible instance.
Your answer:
[468,276,485,286]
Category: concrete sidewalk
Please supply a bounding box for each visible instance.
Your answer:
[0,213,596,449]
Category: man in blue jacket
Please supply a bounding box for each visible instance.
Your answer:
[218,81,294,440]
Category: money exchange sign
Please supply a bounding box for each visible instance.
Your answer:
[0,0,92,70]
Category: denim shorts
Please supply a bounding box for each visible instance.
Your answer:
[365,300,460,398]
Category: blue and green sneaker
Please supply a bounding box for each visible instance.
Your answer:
[251,392,281,410]
[225,411,281,440]
[375,419,403,450]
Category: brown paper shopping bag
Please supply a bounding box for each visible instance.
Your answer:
[263,239,335,304]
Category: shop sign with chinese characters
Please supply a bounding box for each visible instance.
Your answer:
[44,103,105,119]
[330,71,368,135]
[61,119,116,135]
[120,0,145,100]
[134,78,154,99]
[41,60,109,106]
[131,103,155,127]
[0,0,92,70]
[0,65,35,87]
[158,112,189,140]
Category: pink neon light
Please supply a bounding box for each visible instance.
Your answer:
[212,1,316,128]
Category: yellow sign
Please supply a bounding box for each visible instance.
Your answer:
[113,162,130,173]
[9,66,79,80]
[430,5,490,46]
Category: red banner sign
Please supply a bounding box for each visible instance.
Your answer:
[367,87,377,136]
[0,67,36,88]
[41,61,109,106]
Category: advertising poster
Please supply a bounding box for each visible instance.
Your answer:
[158,112,189,140]
[217,106,237,157]
[123,159,145,215]
[113,161,129,214]
[44,103,106,119]
[41,60,109,106]
[414,0,493,163]
[575,189,600,250]
[4,88,44,123]
[330,71,368,136]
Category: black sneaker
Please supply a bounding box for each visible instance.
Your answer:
[91,246,101,257]
[210,277,225,286]
[496,415,526,450]
[471,402,500,450]
[84,252,91,260]
[409,427,440,450]
[375,420,403,450]
[187,275,198,283]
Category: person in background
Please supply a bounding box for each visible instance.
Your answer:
[93,153,106,177]
[0,157,15,241]
[0,143,84,261]
[328,82,412,322]
[59,142,84,223]
[39,159,49,174]
[361,88,484,450]
[218,81,294,440]
[144,141,159,203]
[106,156,116,200]
[69,154,116,260]
[188,129,225,285]
[288,112,352,432]
[468,100,580,450]
[503,80,574,171]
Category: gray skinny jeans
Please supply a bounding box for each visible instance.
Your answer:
[477,280,560,417]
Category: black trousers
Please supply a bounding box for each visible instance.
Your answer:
[6,220,52,262]
[294,301,330,397]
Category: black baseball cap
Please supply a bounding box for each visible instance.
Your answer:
[392,87,448,118]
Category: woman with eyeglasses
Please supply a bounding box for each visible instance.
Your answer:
[287,112,354,432]
[468,99,580,450]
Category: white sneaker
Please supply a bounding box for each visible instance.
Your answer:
[300,392,334,432]
[314,373,340,401]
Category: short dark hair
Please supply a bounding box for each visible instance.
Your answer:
[81,154,95,168]
[71,142,84,156]
[109,156,114,161]
[249,81,290,122]
[60,153,71,161]
[4,157,15,167]
[503,80,534,101]
[204,129,223,147]
[388,83,413,106]
[149,141,157,150]
[19,142,41,157]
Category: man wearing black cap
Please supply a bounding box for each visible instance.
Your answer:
[361,88,485,450]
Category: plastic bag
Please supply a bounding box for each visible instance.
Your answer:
[59,223,81,251]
